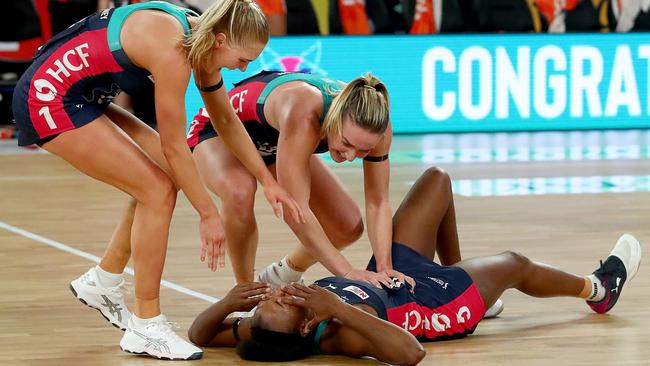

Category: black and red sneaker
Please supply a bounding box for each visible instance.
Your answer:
[587,234,642,314]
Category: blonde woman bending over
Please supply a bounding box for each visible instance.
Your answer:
[188,71,413,290]
[12,0,303,360]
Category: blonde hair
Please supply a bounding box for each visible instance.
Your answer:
[321,73,390,139]
[184,0,269,72]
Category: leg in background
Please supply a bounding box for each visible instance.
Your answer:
[193,137,259,283]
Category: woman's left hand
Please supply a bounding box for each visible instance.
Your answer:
[262,180,305,223]
[377,268,416,291]
[280,283,343,334]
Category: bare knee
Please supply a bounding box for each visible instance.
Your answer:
[221,176,257,219]
[136,170,177,212]
[422,166,452,189]
[330,218,364,248]
[501,250,533,274]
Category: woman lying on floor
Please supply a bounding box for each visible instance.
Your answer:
[188,167,642,365]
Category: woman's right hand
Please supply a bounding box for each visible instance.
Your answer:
[344,268,394,289]
[261,178,305,224]
[222,282,270,312]
[200,213,226,271]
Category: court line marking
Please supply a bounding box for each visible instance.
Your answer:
[0,220,219,303]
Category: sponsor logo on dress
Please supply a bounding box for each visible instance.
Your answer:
[427,277,448,289]
[343,285,369,300]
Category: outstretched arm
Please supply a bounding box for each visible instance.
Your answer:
[363,123,392,271]
[363,123,415,288]
[130,17,225,271]
[276,109,392,287]
[282,284,425,365]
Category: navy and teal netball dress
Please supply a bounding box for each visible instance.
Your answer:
[314,243,486,341]
[12,2,196,146]
[186,71,338,164]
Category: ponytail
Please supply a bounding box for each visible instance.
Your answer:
[321,73,390,139]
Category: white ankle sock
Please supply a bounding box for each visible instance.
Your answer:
[131,313,165,329]
[277,257,303,283]
[586,274,606,302]
[95,265,123,287]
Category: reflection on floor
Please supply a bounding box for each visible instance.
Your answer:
[2,129,649,196]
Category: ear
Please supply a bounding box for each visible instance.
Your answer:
[298,318,315,337]
[214,33,227,48]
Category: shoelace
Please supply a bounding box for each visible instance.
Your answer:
[594,259,603,272]
[111,280,133,297]
[106,281,128,298]
[147,320,183,342]
[82,272,130,298]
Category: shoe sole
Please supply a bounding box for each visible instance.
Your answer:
[69,284,126,331]
[484,298,504,318]
[614,234,642,281]
[121,348,203,360]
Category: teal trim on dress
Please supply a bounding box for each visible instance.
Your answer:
[258,73,343,124]
[312,320,330,354]
[107,1,197,52]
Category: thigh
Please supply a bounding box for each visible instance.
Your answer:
[392,167,456,261]
[104,103,173,178]
[306,156,361,234]
[41,115,173,201]
[192,136,257,199]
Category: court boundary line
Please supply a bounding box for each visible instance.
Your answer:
[0,220,219,303]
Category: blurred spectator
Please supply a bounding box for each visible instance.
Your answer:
[330,0,371,34]
[328,0,407,34]
[0,0,52,127]
[0,0,51,64]
[48,0,100,34]
[257,0,288,35]
[287,0,320,34]
[537,0,605,32]
[406,0,469,33]
[609,0,650,32]
[365,0,408,33]
[473,0,546,32]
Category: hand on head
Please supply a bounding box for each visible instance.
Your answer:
[280,283,342,336]
[222,282,271,312]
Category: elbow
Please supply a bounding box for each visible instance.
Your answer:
[390,342,425,366]
[405,344,426,365]
[187,326,199,346]
[187,334,208,348]
[187,324,206,347]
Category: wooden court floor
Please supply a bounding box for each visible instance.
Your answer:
[1,135,649,365]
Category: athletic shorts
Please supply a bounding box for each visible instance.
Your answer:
[366,243,487,341]
[187,108,280,166]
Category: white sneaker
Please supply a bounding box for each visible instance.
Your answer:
[609,234,642,280]
[120,315,203,360]
[484,298,504,318]
[70,267,131,330]
[256,259,304,289]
